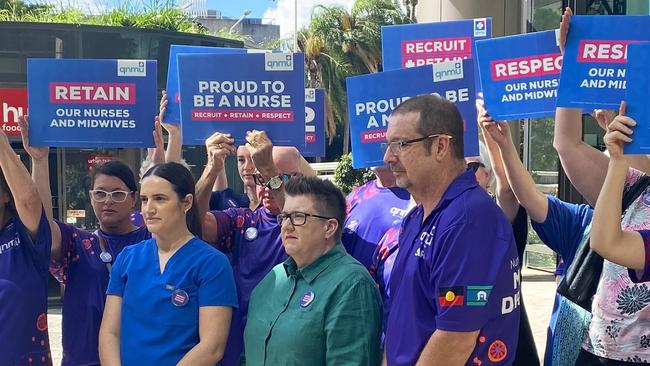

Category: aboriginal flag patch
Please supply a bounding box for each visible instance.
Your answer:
[438,286,464,307]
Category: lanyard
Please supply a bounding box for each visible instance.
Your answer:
[94,230,113,273]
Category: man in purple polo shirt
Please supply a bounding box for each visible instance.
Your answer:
[196,130,315,366]
[343,166,411,272]
[382,95,520,366]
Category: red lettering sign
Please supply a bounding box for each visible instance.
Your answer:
[362,129,386,143]
[401,37,472,68]
[86,153,114,171]
[577,40,634,63]
[191,110,294,122]
[491,53,563,81]
[0,88,28,136]
[49,83,136,104]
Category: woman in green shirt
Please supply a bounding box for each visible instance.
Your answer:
[244,176,382,366]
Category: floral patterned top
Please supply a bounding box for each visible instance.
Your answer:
[582,168,650,362]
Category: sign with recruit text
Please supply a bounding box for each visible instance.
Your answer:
[165,45,248,123]
[177,52,306,147]
[27,59,157,147]
[381,18,491,91]
[476,30,562,120]
[346,59,479,168]
[624,43,650,154]
[0,88,27,136]
[302,88,326,158]
[557,15,650,109]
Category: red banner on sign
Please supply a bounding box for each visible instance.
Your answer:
[0,88,28,136]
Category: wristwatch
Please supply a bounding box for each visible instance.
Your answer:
[265,174,290,190]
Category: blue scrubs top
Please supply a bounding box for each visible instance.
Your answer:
[107,237,238,366]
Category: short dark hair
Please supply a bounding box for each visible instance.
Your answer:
[92,160,138,192]
[285,176,346,240]
[142,162,202,238]
[391,94,464,159]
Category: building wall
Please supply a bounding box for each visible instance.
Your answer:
[197,18,280,45]
[416,0,523,36]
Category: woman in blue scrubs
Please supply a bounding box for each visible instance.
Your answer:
[0,129,52,365]
[99,162,237,366]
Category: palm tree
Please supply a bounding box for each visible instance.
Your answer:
[403,0,418,22]
[304,0,410,155]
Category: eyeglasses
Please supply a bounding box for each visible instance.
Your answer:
[277,211,334,227]
[89,189,133,203]
[467,161,486,173]
[381,134,452,155]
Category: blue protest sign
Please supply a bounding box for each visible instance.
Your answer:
[302,88,326,158]
[178,52,305,147]
[165,45,248,123]
[27,59,157,148]
[346,59,479,168]
[381,18,491,91]
[624,42,650,154]
[557,15,650,109]
[476,30,561,120]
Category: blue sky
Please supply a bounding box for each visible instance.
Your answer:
[215,0,275,19]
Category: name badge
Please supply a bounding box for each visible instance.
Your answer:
[99,251,113,263]
[245,227,258,241]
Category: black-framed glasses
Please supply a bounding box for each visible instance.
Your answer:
[89,189,133,203]
[380,134,452,155]
[467,161,486,173]
[277,211,334,227]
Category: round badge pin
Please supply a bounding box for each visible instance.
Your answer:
[300,291,315,308]
[99,251,113,263]
[171,289,189,307]
[245,227,258,241]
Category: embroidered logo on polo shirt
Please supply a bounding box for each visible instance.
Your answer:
[300,291,315,307]
[487,340,507,362]
[466,286,493,306]
[438,286,464,307]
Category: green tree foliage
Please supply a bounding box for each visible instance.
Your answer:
[333,153,375,195]
[299,0,410,158]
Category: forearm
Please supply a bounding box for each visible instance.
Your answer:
[177,342,223,366]
[196,165,220,216]
[165,129,183,163]
[416,330,477,366]
[212,168,228,192]
[591,158,628,255]
[484,128,519,221]
[553,107,608,205]
[98,332,121,366]
[31,156,62,259]
[0,143,41,228]
[499,142,548,222]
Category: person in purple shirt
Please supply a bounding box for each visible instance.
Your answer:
[382,95,520,366]
[196,130,316,366]
[0,126,52,365]
[343,166,411,272]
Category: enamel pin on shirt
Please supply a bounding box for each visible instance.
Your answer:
[99,251,113,263]
[245,227,258,241]
[300,291,315,307]
[171,289,189,307]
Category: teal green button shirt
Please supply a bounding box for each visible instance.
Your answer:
[244,244,382,366]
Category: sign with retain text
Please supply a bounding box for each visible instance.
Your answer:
[27,59,157,147]
[476,30,562,120]
[177,52,306,147]
[346,59,478,168]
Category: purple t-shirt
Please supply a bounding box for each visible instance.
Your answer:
[343,180,411,271]
[0,211,52,366]
[210,207,287,366]
[50,222,150,366]
[374,222,401,327]
[385,171,520,366]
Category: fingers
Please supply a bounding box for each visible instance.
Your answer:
[619,100,626,116]
[609,113,636,136]
[605,130,632,144]
[559,7,571,54]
